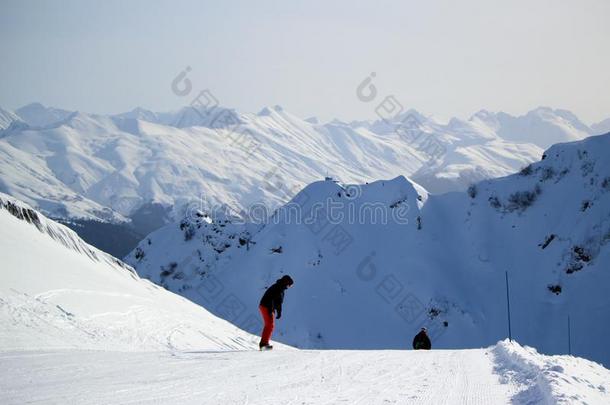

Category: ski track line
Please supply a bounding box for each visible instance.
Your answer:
[35,289,153,302]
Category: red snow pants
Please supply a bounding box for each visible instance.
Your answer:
[259,305,275,346]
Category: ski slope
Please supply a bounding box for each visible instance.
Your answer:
[2,341,609,405]
[0,192,259,352]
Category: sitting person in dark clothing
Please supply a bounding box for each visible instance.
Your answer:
[412,327,432,350]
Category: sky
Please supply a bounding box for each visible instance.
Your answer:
[0,0,609,124]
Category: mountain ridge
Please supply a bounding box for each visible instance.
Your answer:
[1,102,606,257]
[125,132,610,367]
[0,191,260,351]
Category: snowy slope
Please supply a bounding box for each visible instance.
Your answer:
[0,193,259,351]
[0,103,546,228]
[2,340,608,404]
[127,133,610,367]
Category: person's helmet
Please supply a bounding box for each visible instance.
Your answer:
[421,327,427,332]
[280,275,294,287]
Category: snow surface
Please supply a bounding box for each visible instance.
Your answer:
[2,166,609,404]
[127,133,610,367]
[492,340,610,404]
[2,341,609,404]
[0,193,259,352]
[0,102,552,223]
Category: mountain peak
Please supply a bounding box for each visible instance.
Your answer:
[113,107,159,123]
[471,109,495,120]
[304,116,320,125]
[395,108,426,123]
[17,102,46,111]
[15,102,72,127]
[258,105,284,116]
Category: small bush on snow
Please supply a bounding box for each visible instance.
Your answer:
[180,220,196,241]
[428,307,442,318]
[467,184,477,199]
[488,196,501,209]
[506,186,541,211]
[581,161,595,177]
[573,245,591,262]
[160,262,178,278]
[134,247,145,261]
[540,167,555,181]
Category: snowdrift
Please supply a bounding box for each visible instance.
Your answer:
[492,340,610,404]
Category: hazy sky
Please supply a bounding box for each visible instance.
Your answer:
[1,0,609,123]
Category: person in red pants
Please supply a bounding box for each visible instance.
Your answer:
[258,275,294,350]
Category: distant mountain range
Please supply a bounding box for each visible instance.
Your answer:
[0,102,607,256]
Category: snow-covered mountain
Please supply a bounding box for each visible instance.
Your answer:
[2,144,609,404]
[0,103,544,220]
[0,192,259,351]
[1,102,607,256]
[1,181,609,405]
[2,193,606,401]
[126,133,610,367]
[472,107,593,149]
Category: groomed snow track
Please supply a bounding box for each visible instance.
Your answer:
[2,341,609,404]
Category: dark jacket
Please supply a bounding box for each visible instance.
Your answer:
[259,280,287,318]
[412,331,431,350]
